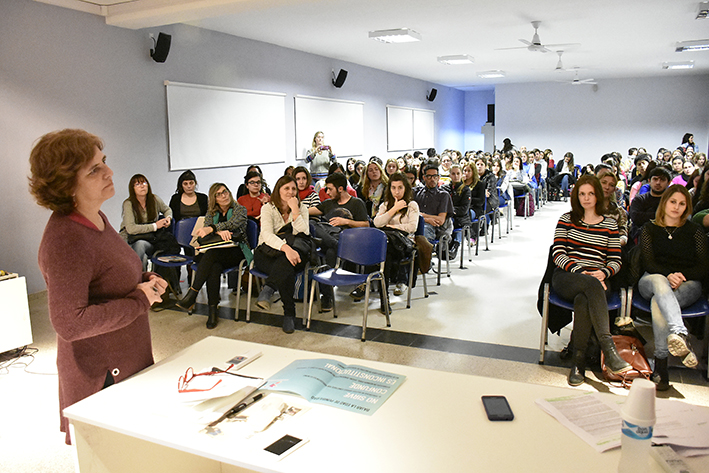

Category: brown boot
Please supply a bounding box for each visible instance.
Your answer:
[415,235,433,273]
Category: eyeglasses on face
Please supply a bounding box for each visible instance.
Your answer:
[215,189,230,198]
[134,181,148,187]
[247,180,262,186]
[424,174,439,179]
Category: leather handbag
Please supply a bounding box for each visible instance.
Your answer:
[601,335,652,388]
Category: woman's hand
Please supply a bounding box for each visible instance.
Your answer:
[216,230,232,241]
[148,274,168,295]
[156,217,171,229]
[194,226,213,238]
[391,199,407,213]
[287,196,300,215]
[137,279,164,305]
[667,272,686,290]
[258,194,271,204]
[582,270,607,290]
[282,244,301,266]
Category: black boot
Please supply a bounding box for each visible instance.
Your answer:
[652,357,670,391]
[176,287,198,313]
[600,337,632,374]
[283,315,295,334]
[568,350,586,386]
[206,305,219,329]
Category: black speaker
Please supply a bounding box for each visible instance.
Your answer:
[427,88,438,101]
[150,32,171,63]
[332,69,348,88]
[487,104,495,125]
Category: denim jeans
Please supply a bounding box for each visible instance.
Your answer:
[638,272,702,359]
[130,240,154,271]
[424,218,452,243]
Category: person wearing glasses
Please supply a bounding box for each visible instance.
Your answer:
[119,174,172,270]
[30,129,167,444]
[413,163,454,243]
[176,183,248,329]
[236,165,271,199]
[237,170,271,220]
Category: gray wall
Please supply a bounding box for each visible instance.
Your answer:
[1,0,464,293]
[494,77,709,162]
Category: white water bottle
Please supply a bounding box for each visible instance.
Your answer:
[618,379,656,473]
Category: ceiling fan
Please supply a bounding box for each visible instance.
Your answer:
[497,21,579,53]
[558,68,597,85]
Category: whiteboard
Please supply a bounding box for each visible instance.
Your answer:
[294,95,364,159]
[386,105,434,152]
[166,81,287,171]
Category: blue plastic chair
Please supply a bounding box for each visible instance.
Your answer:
[306,227,390,341]
[626,286,709,378]
[539,282,626,364]
[148,217,197,299]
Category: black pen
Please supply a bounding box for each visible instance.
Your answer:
[211,366,262,380]
[206,393,265,428]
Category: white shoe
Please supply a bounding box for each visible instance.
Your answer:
[393,284,406,296]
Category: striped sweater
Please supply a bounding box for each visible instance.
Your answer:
[552,213,621,278]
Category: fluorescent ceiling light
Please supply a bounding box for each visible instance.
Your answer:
[675,39,709,51]
[662,61,695,70]
[368,28,421,43]
[477,70,506,79]
[437,55,474,65]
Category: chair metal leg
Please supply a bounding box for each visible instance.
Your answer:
[362,281,371,341]
[539,283,551,364]
[246,264,254,322]
[407,254,415,309]
[306,279,317,330]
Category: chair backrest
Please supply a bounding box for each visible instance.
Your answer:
[337,227,387,266]
[415,215,425,237]
[174,217,198,247]
[246,219,259,249]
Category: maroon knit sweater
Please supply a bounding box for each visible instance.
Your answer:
[38,211,154,444]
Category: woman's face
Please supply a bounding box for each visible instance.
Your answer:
[367,164,381,181]
[564,155,571,163]
[600,176,616,199]
[441,156,452,170]
[397,158,405,170]
[182,179,196,195]
[512,158,521,170]
[492,162,500,175]
[450,167,462,183]
[476,160,486,176]
[683,161,695,175]
[390,179,406,201]
[133,179,149,197]
[295,172,308,191]
[463,166,473,183]
[672,158,684,172]
[215,186,231,209]
[520,153,528,164]
[386,161,398,175]
[74,147,114,209]
[672,150,683,160]
[577,184,597,212]
[315,133,324,147]
[637,160,648,174]
[664,191,687,222]
[689,135,695,144]
[355,163,364,175]
[347,160,355,173]
[279,181,297,202]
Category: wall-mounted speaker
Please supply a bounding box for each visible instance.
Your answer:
[332,69,348,88]
[427,88,438,102]
[150,32,172,63]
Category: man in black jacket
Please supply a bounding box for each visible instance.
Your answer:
[628,166,671,243]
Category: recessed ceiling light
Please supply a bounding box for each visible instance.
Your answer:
[477,70,506,79]
[368,28,421,43]
[662,61,695,70]
[437,55,474,65]
[675,39,709,52]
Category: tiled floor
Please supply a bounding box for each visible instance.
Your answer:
[2,198,708,472]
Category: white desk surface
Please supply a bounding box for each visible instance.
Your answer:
[64,336,709,473]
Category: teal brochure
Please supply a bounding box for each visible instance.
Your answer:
[264,359,406,415]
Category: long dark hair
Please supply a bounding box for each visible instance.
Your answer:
[569,174,605,226]
[128,174,157,223]
[384,172,412,216]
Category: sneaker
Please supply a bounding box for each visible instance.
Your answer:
[667,333,698,368]
[393,284,406,296]
[350,285,365,301]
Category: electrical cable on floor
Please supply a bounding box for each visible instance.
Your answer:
[0,345,56,376]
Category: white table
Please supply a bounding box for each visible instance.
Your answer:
[64,336,708,473]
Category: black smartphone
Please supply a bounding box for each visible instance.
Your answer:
[264,435,308,458]
[481,395,514,421]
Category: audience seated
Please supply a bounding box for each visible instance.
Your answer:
[169,170,208,221]
[357,160,388,218]
[237,170,271,220]
[293,166,320,208]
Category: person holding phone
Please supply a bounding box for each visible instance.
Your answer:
[305,131,336,182]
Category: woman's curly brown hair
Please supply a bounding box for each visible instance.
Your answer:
[28,129,103,215]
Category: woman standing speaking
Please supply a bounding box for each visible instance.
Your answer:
[29,129,166,444]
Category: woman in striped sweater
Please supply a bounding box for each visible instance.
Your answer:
[551,174,631,386]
